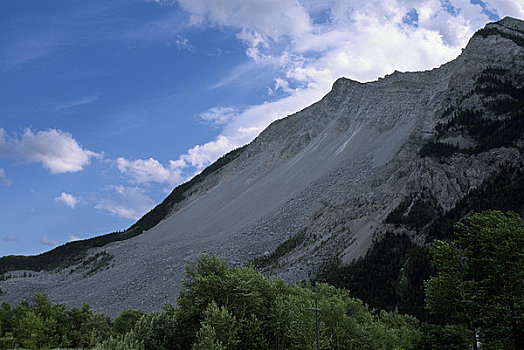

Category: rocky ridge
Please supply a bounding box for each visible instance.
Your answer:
[1,17,523,318]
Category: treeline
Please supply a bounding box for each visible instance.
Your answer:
[1,255,426,350]
[418,141,459,158]
[0,293,143,349]
[252,228,307,269]
[385,193,442,230]
[0,232,124,275]
[0,145,247,275]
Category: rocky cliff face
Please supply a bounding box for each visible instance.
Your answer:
[1,17,523,318]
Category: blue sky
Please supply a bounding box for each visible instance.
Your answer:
[0,0,520,257]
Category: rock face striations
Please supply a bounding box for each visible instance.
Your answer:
[1,17,523,318]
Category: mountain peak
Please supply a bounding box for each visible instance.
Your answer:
[474,16,524,42]
[497,16,524,30]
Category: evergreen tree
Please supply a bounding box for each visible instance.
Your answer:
[425,211,524,350]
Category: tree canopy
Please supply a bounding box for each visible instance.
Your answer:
[425,210,524,350]
[1,255,423,350]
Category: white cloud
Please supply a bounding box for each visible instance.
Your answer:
[18,129,98,174]
[52,95,98,112]
[178,0,312,41]
[175,35,194,51]
[3,235,18,242]
[0,128,99,174]
[117,157,182,185]
[68,235,81,242]
[95,185,155,220]
[55,192,79,209]
[173,135,238,170]
[484,0,524,18]
[199,106,240,126]
[40,235,59,247]
[0,129,9,156]
[0,168,12,186]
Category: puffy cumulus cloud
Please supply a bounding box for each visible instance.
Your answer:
[182,0,516,84]
[54,192,79,209]
[292,20,461,83]
[117,157,182,185]
[18,129,98,174]
[95,185,155,220]
[40,235,59,247]
[0,128,99,174]
[172,135,238,171]
[3,235,18,242]
[285,0,497,85]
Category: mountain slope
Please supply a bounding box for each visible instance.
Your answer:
[1,17,523,318]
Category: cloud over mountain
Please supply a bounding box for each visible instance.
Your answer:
[165,0,514,181]
[117,157,183,185]
[95,185,155,220]
[40,235,59,247]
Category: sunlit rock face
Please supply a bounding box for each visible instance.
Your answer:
[2,17,523,318]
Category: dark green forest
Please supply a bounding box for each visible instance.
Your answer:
[317,232,431,321]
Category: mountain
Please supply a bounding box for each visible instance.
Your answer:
[1,17,523,318]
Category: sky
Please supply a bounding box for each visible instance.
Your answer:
[0,0,522,257]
